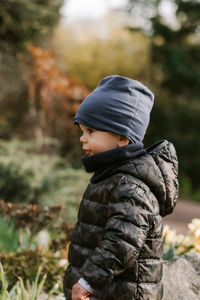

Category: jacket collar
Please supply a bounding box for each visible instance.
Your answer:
[81,143,146,182]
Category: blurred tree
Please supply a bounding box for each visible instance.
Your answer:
[128,0,200,194]
[128,0,200,94]
[0,0,63,53]
[18,44,89,156]
[54,17,151,90]
[0,0,64,139]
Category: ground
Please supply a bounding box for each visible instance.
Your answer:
[163,199,200,233]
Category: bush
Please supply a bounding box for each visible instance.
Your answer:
[0,139,62,203]
[0,249,67,293]
[0,162,39,203]
[40,166,90,223]
[0,200,63,233]
[0,263,65,299]
[0,216,19,253]
[0,138,90,222]
[179,175,200,202]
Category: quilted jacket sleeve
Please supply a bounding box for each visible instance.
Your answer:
[79,182,153,289]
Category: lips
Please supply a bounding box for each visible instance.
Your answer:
[83,149,92,156]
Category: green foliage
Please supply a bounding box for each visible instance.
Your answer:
[128,0,200,197]
[0,51,26,140]
[152,3,200,95]
[0,139,90,221]
[0,250,66,294]
[0,263,65,299]
[0,0,63,53]
[0,0,65,145]
[179,175,193,198]
[144,100,200,196]
[0,139,60,203]
[0,0,63,139]
[179,175,200,203]
[55,24,151,90]
[162,245,176,261]
[128,0,200,95]
[39,164,90,223]
[0,217,19,253]
[0,200,64,235]
[0,162,37,203]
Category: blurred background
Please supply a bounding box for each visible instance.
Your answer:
[0,1,200,296]
[0,0,200,231]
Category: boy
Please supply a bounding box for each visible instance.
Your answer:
[63,75,179,300]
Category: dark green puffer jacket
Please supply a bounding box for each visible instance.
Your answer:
[64,141,179,300]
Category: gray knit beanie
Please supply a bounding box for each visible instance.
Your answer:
[74,75,154,143]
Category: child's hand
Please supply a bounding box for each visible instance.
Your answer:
[72,282,90,300]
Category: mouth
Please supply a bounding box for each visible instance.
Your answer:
[83,149,92,156]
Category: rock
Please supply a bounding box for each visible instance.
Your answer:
[163,251,200,300]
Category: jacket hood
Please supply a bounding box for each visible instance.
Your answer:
[115,140,179,217]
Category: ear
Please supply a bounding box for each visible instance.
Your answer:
[117,136,130,147]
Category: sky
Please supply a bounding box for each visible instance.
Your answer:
[60,0,178,29]
[60,0,127,21]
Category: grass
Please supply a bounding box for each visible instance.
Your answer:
[0,263,65,300]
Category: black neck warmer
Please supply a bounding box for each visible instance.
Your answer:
[82,142,146,183]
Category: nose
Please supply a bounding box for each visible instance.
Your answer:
[80,133,87,144]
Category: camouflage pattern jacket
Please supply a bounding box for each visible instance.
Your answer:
[64,140,179,300]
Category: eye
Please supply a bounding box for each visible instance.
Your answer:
[78,128,83,135]
[87,128,94,134]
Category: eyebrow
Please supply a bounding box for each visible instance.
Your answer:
[79,125,94,131]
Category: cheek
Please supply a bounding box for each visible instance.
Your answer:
[89,139,103,153]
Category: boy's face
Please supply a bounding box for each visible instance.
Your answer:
[79,124,129,156]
